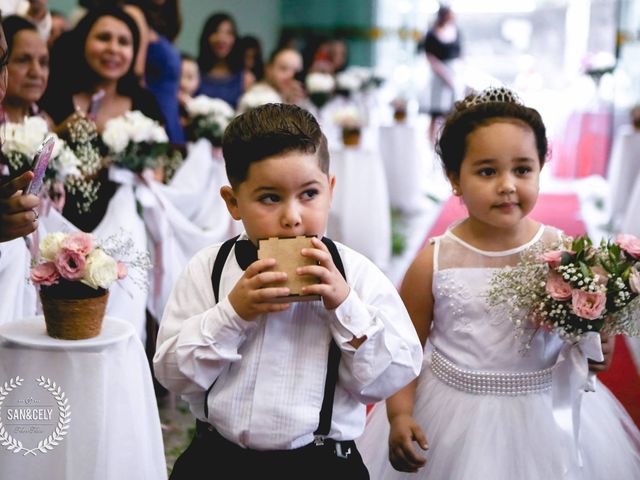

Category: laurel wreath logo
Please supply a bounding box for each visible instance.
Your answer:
[0,376,71,456]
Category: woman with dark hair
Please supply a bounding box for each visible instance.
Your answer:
[0,14,51,125]
[196,12,254,108]
[423,4,462,143]
[40,6,163,233]
[237,34,264,81]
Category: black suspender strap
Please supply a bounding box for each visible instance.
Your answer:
[204,235,239,418]
[204,236,346,439]
[314,237,345,439]
[211,235,240,304]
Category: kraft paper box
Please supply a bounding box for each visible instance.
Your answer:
[258,236,320,303]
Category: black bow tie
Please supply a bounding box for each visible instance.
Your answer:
[234,239,258,270]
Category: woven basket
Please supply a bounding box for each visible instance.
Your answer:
[40,289,109,340]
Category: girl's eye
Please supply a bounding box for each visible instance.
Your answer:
[118,36,132,47]
[478,168,495,177]
[258,194,279,204]
[514,166,532,175]
[301,189,319,200]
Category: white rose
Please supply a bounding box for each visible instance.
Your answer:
[237,84,282,114]
[305,73,335,93]
[102,118,130,153]
[336,71,362,91]
[51,145,81,179]
[39,232,68,261]
[81,248,119,289]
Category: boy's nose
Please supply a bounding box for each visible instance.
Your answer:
[281,203,302,228]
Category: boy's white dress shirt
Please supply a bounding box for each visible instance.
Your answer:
[154,233,422,450]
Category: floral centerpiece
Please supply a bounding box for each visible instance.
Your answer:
[305,72,335,109]
[184,95,235,146]
[101,110,171,174]
[31,231,151,339]
[2,115,100,213]
[333,105,364,146]
[390,96,409,122]
[335,70,363,98]
[236,85,281,114]
[487,233,640,348]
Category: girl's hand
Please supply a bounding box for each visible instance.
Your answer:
[227,258,291,320]
[298,236,350,310]
[589,332,616,373]
[0,172,40,242]
[388,413,428,473]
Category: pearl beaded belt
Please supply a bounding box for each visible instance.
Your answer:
[431,349,552,396]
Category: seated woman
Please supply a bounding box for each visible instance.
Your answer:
[196,12,254,108]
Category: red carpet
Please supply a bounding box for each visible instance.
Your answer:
[426,193,640,427]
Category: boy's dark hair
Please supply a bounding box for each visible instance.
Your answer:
[222,103,329,188]
[436,90,548,176]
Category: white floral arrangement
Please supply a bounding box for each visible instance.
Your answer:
[333,105,363,130]
[101,110,170,173]
[236,85,282,114]
[305,72,335,109]
[335,70,363,96]
[2,115,100,212]
[31,231,151,293]
[184,95,235,146]
[345,66,384,91]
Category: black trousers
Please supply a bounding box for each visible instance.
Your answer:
[169,420,370,480]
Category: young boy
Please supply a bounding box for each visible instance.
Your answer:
[154,103,423,479]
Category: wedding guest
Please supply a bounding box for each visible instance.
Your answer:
[126,0,184,144]
[196,12,254,108]
[237,34,263,81]
[48,9,69,48]
[237,46,305,113]
[0,15,39,326]
[0,0,52,40]
[422,4,463,144]
[177,52,199,126]
[41,5,163,231]
[1,15,51,125]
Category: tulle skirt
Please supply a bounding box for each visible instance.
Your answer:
[356,362,640,480]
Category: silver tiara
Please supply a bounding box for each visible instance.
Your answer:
[464,86,523,108]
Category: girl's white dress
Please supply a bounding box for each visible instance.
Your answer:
[357,224,640,479]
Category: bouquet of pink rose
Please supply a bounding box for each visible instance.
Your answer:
[487,233,640,348]
[30,231,151,298]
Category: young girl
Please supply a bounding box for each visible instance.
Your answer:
[356,86,640,479]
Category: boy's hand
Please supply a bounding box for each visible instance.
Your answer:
[388,413,428,473]
[228,258,291,320]
[298,237,349,310]
[0,172,40,243]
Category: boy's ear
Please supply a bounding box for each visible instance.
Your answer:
[329,174,336,195]
[220,185,241,220]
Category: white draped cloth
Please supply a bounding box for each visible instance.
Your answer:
[0,237,37,326]
[328,140,391,272]
[0,316,167,479]
[607,125,640,230]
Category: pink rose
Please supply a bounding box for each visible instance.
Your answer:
[615,234,640,259]
[571,289,606,320]
[54,248,87,280]
[629,267,640,294]
[540,250,572,268]
[116,261,128,280]
[30,262,60,286]
[61,232,95,256]
[545,272,572,301]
